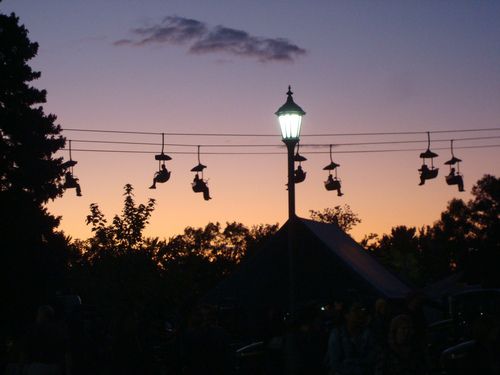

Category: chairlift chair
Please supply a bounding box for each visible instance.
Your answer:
[191,146,211,200]
[62,140,82,196]
[418,132,439,183]
[293,143,307,183]
[150,133,171,188]
[323,145,343,196]
[444,140,465,192]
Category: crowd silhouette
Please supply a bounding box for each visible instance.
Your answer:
[4,290,499,375]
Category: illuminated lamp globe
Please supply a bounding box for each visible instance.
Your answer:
[275,86,306,141]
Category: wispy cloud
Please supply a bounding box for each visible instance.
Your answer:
[114,16,306,63]
[114,16,206,46]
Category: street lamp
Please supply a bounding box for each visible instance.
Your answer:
[276,85,306,219]
[276,86,305,375]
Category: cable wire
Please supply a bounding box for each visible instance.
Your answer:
[62,144,500,156]
[61,127,500,138]
[67,135,500,149]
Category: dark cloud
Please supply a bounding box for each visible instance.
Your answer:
[190,26,306,62]
[113,16,207,46]
[114,39,134,46]
[114,16,306,63]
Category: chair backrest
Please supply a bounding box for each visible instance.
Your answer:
[325,180,340,191]
[424,168,439,179]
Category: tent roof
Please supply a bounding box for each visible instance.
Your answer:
[203,218,412,337]
[299,218,410,299]
[206,218,411,307]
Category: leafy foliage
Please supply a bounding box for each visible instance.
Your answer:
[0,12,66,204]
[309,205,361,232]
[70,184,278,335]
[0,11,70,342]
[367,175,500,286]
[84,184,156,255]
[373,226,423,284]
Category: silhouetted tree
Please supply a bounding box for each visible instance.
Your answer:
[309,205,361,233]
[76,184,163,317]
[469,175,500,286]
[158,221,278,305]
[84,184,156,258]
[429,174,500,285]
[360,233,379,251]
[69,184,278,371]
[368,175,500,286]
[428,199,472,278]
[244,223,280,259]
[0,9,69,346]
[0,12,66,212]
[69,185,164,372]
[417,225,450,284]
[375,226,422,285]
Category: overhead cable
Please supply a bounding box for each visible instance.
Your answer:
[61,127,500,138]
[67,135,500,149]
[62,144,500,156]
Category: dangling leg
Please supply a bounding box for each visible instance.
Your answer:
[149,176,157,189]
[203,186,211,200]
[75,183,82,197]
[458,177,464,192]
[337,187,344,197]
[419,175,425,185]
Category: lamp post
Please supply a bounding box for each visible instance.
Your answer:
[275,86,306,219]
[276,86,305,374]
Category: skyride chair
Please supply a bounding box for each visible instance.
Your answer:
[323,145,343,197]
[444,140,465,192]
[150,133,172,189]
[418,132,439,186]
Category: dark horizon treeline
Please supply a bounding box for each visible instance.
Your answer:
[69,183,280,332]
[1,176,499,373]
[363,173,500,288]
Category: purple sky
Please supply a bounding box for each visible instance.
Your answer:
[3,0,500,241]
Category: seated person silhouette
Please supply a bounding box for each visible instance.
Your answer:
[192,174,211,200]
[150,164,171,189]
[325,174,343,196]
[418,164,430,185]
[63,172,82,196]
[294,165,306,183]
[447,168,465,192]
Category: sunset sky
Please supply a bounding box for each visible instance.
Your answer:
[3,1,500,241]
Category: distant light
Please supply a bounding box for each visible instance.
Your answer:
[278,114,303,139]
[275,85,305,142]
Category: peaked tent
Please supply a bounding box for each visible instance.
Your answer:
[204,218,411,336]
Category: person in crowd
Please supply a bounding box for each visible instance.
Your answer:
[463,315,500,375]
[371,298,392,348]
[180,304,232,375]
[20,305,71,375]
[293,305,329,375]
[404,291,427,352]
[375,314,428,375]
[325,301,376,375]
